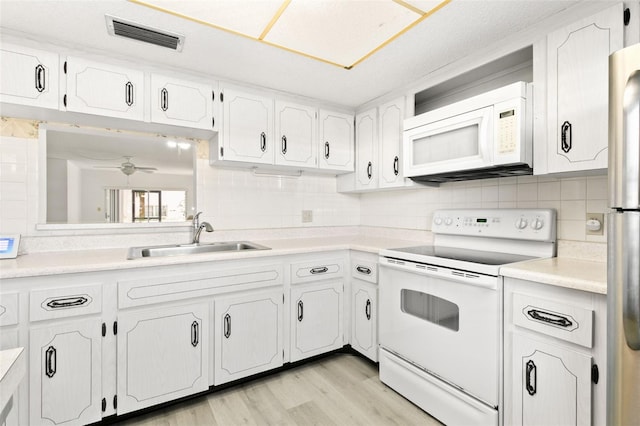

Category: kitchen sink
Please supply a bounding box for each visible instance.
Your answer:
[127,241,270,259]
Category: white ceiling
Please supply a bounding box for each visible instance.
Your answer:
[0,0,588,108]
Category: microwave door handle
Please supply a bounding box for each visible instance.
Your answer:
[623,213,640,350]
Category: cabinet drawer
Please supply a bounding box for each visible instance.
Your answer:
[351,256,377,284]
[118,264,284,308]
[290,258,344,284]
[512,292,593,348]
[30,284,102,322]
[0,293,19,326]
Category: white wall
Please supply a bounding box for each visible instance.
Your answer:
[0,117,608,246]
[46,157,67,223]
[66,160,81,223]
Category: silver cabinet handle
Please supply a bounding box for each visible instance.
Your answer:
[324,141,330,159]
[367,161,373,179]
[45,346,56,378]
[125,81,134,106]
[393,156,399,176]
[281,135,287,154]
[260,132,267,152]
[365,299,371,320]
[525,360,536,396]
[356,265,371,275]
[160,87,168,111]
[191,321,199,347]
[223,313,231,338]
[46,296,89,309]
[35,64,46,92]
[297,300,304,322]
[310,266,328,274]
[526,308,573,328]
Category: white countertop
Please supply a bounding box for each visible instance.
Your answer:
[1,236,608,295]
[500,257,607,295]
[0,347,25,413]
[0,236,421,279]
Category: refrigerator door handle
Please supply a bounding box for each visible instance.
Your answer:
[623,213,640,350]
[622,71,640,208]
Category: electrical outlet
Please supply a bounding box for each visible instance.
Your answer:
[302,210,313,223]
[586,213,604,235]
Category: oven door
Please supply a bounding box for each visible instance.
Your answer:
[379,257,501,407]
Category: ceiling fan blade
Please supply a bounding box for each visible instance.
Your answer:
[134,166,157,171]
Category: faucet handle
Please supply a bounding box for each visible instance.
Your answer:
[193,211,202,225]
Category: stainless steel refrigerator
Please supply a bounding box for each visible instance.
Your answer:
[608,42,640,425]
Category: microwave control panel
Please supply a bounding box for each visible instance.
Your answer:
[497,108,517,154]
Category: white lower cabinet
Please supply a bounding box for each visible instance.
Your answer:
[214,289,284,385]
[504,277,606,425]
[117,302,209,415]
[29,319,102,426]
[290,280,344,362]
[512,334,592,425]
[351,280,377,362]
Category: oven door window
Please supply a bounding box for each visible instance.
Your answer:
[401,289,459,332]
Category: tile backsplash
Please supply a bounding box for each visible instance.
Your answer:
[360,174,609,243]
[0,116,609,253]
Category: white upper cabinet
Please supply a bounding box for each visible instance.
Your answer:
[0,43,59,109]
[220,87,274,165]
[318,109,355,172]
[338,97,413,192]
[536,4,623,174]
[64,56,144,121]
[150,74,213,130]
[378,98,406,188]
[274,100,318,168]
[355,108,378,190]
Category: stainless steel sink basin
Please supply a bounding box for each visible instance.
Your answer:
[127,241,270,259]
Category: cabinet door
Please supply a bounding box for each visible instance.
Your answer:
[150,74,213,130]
[65,57,144,120]
[117,303,209,415]
[511,333,592,426]
[274,100,317,168]
[546,4,622,173]
[29,319,102,426]
[355,108,378,190]
[221,88,274,165]
[214,290,283,385]
[351,280,378,362]
[290,280,344,362]
[378,98,406,188]
[0,43,59,109]
[318,109,354,172]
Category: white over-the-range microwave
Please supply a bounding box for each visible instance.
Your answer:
[403,81,533,184]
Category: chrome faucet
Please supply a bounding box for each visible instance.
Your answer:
[191,212,214,244]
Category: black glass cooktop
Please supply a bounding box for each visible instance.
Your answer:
[389,245,537,266]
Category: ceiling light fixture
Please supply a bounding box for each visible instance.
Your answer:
[128,0,451,69]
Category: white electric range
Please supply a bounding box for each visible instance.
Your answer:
[378,208,556,426]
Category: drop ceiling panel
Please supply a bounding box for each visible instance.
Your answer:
[264,1,420,67]
[134,0,284,38]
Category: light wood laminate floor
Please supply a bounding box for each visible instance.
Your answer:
[118,353,442,425]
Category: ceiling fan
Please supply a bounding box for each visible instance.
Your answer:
[95,156,157,176]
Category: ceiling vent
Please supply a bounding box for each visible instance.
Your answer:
[106,15,184,51]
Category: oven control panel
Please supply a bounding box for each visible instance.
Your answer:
[432,209,556,241]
